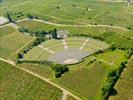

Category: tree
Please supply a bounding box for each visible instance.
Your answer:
[6,12,13,22]
[27,14,34,19]
[18,53,23,59]
[52,64,69,78]
[52,28,57,39]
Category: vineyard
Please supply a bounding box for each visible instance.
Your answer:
[0,28,35,60]
[109,56,133,100]
[0,60,63,100]
[0,0,133,100]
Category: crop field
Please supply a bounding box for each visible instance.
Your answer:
[23,37,109,64]
[0,60,63,100]
[109,56,133,100]
[1,0,133,29]
[18,63,53,78]
[17,20,129,36]
[0,26,15,37]
[52,50,127,100]
[0,0,133,100]
[53,59,107,100]
[0,28,35,60]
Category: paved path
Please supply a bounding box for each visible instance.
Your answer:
[80,39,89,50]
[38,45,55,54]
[0,58,81,100]
[61,39,68,50]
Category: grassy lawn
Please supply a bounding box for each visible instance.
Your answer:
[109,56,133,100]
[22,37,109,62]
[96,50,127,67]
[23,46,50,61]
[0,60,63,100]
[0,31,35,60]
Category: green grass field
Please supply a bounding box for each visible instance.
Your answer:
[96,50,127,67]
[109,56,133,100]
[52,50,127,100]
[22,37,109,62]
[0,0,133,100]
[1,0,133,29]
[0,29,35,60]
[17,20,133,49]
[0,60,63,100]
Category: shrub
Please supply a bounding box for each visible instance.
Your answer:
[55,72,61,78]
[52,64,69,78]
[27,14,34,19]
[100,61,128,100]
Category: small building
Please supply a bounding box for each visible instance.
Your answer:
[57,30,69,39]
[45,34,53,39]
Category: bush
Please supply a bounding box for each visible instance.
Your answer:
[100,61,128,100]
[27,14,34,19]
[55,72,61,78]
[52,64,69,78]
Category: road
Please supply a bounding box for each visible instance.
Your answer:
[0,58,81,100]
[19,18,129,31]
[0,18,129,31]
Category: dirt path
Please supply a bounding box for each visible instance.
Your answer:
[0,18,129,31]
[62,91,67,100]
[0,58,81,100]
[29,19,130,31]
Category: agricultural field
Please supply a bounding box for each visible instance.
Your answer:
[52,50,127,100]
[0,60,63,100]
[0,0,133,100]
[109,56,133,100]
[0,28,35,60]
[18,63,53,78]
[0,26,15,37]
[1,0,133,29]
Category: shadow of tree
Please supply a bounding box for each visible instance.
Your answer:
[110,88,118,96]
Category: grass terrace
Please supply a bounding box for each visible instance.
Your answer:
[22,37,109,64]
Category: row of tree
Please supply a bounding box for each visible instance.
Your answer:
[18,27,57,38]
[17,37,45,61]
[100,61,128,100]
